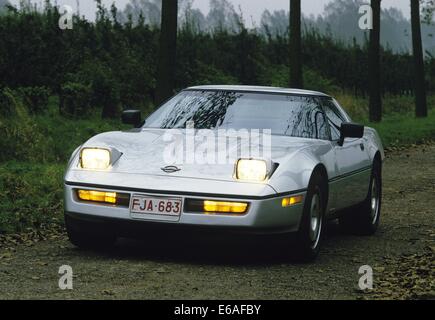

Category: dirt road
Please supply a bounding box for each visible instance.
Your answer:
[0,145,434,300]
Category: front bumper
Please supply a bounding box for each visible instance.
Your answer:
[64,183,306,235]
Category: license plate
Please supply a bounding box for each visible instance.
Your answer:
[130,195,182,217]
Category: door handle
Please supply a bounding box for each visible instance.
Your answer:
[360,143,365,151]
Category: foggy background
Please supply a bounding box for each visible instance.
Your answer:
[8,0,412,22]
[3,0,434,53]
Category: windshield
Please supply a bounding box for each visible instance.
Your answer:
[144,90,329,139]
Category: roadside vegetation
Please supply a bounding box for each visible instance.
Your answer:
[0,96,128,234]
[337,94,435,147]
[0,1,434,234]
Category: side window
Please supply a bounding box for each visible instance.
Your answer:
[323,99,346,141]
[287,99,329,140]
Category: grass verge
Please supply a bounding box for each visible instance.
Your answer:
[365,111,435,148]
[0,162,64,234]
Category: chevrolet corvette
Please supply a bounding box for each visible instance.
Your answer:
[64,85,384,261]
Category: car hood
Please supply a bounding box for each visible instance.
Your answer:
[77,129,323,183]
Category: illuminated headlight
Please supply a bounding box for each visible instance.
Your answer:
[236,159,268,182]
[80,148,111,170]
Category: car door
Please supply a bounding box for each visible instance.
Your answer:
[322,99,372,211]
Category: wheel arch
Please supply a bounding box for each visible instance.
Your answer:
[312,163,329,209]
[373,151,382,168]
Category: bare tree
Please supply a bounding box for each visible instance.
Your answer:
[369,0,382,122]
[289,0,303,89]
[155,0,178,106]
[411,0,428,118]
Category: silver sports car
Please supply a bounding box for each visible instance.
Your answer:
[64,85,384,261]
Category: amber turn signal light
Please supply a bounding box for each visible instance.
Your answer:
[281,195,304,207]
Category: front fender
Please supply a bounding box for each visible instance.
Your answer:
[365,127,385,162]
[269,143,334,194]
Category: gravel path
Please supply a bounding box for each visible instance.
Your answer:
[0,145,434,300]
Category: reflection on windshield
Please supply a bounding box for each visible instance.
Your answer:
[159,91,239,129]
[144,90,329,140]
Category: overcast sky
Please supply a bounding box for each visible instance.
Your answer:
[10,0,412,24]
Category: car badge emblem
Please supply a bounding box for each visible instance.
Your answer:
[161,165,181,173]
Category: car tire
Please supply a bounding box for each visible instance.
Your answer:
[339,160,382,236]
[293,171,327,262]
[65,215,116,249]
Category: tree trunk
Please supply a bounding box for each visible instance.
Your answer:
[411,0,428,118]
[155,0,178,106]
[369,0,382,123]
[289,0,303,89]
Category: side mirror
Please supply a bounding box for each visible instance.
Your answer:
[339,122,364,146]
[122,110,142,128]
